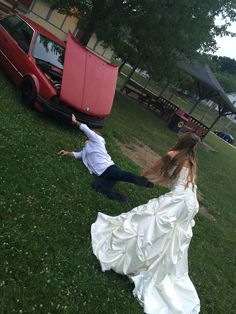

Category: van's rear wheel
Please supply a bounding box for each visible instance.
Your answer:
[17,77,37,107]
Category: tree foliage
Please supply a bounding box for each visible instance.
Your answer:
[50,0,236,82]
[211,55,236,75]
[215,72,236,92]
[200,54,236,92]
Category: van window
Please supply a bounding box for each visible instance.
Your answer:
[0,15,33,53]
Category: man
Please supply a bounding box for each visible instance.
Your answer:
[59,114,153,202]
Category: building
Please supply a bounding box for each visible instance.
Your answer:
[0,0,114,60]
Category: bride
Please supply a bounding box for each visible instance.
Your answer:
[91,132,201,314]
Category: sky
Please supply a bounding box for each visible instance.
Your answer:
[214,20,236,60]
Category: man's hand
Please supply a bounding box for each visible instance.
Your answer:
[59,150,74,157]
[59,150,69,156]
[72,114,81,126]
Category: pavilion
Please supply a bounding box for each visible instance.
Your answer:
[178,60,236,131]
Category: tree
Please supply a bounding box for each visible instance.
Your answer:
[215,72,236,92]
[50,0,236,82]
[200,54,236,92]
[211,55,236,75]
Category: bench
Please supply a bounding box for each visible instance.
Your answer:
[185,118,209,139]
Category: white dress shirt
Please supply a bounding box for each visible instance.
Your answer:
[73,124,114,176]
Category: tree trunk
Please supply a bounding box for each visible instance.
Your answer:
[159,81,169,97]
[144,77,151,90]
[79,29,93,46]
[78,4,98,46]
[120,65,137,92]
[118,61,126,73]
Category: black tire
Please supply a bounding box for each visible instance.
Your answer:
[17,77,37,107]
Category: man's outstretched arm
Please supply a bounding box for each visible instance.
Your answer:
[59,150,82,159]
[59,150,75,158]
[71,114,82,127]
[71,114,100,141]
[58,115,86,159]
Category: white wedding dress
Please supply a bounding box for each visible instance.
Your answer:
[91,167,200,314]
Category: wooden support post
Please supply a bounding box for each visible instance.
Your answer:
[189,98,201,115]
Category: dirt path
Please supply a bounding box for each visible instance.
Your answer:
[116,139,215,221]
[116,139,161,171]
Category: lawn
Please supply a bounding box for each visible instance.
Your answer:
[0,71,236,314]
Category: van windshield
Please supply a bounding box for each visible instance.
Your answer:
[32,34,64,70]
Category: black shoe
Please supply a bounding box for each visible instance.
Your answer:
[146,181,154,188]
[135,176,154,188]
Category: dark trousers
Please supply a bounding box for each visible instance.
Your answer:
[91,165,153,201]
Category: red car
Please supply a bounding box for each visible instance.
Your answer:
[0,14,118,127]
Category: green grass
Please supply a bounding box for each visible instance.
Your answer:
[0,71,236,314]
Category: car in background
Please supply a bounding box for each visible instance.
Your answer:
[0,14,118,127]
[214,130,235,144]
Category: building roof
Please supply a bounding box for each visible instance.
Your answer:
[178,61,236,115]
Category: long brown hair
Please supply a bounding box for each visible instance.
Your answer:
[159,133,200,187]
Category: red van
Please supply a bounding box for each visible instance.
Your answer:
[0,14,118,127]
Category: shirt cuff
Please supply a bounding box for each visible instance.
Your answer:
[72,151,82,159]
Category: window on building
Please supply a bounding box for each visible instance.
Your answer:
[19,0,33,9]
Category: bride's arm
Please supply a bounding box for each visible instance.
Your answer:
[142,151,175,177]
[150,177,163,185]
[142,158,163,177]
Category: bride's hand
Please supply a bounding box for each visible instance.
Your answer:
[151,178,162,185]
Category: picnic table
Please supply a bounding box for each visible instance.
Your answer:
[122,78,209,138]
[122,79,178,121]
